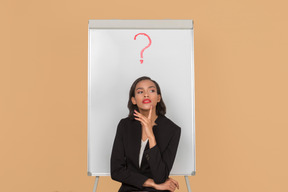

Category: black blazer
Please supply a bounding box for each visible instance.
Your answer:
[110,115,181,192]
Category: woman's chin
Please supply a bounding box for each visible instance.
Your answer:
[139,107,150,111]
[139,105,155,111]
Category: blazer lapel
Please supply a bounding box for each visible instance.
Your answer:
[130,120,142,169]
[140,140,150,168]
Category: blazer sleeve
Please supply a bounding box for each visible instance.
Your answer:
[143,126,181,184]
[110,119,149,189]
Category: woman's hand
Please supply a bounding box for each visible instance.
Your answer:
[154,178,180,192]
[134,106,154,139]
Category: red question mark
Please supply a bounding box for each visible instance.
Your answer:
[134,33,152,64]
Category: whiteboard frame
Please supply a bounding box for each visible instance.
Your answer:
[87,20,195,176]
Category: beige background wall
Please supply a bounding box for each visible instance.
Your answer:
[1,0,288,191]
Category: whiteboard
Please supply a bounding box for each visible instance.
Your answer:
[87,20,195,176]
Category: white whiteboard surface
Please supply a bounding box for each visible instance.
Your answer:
[88,20,195,176]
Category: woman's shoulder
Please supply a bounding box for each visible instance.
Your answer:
[118,116,134,124]
[117,116,137,128]
[157,115,181,132]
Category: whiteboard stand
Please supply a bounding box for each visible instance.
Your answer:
[92,176,99,192]
[185,176,192,192]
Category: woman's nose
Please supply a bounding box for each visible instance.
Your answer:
[144,92,149,97]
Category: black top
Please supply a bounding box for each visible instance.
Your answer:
[110,115,181,192]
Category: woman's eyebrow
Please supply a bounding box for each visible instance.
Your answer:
[136,86,155,91]
[136,87,143,91]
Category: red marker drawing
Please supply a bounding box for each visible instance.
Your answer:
[134,33,152,64]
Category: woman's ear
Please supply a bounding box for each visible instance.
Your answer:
[131,97,136,105]
[157,95,161,103]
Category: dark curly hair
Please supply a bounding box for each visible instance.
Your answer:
[128,76,166,119]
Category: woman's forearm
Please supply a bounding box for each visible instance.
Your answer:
[144,128,181,184]
[143,178,156,188]
[143,178,179,191]
[148,135,156,148]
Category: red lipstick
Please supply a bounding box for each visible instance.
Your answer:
[142,99,151,104]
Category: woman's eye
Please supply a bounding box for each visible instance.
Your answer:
[150,89,156,93]
[137,91,143,94]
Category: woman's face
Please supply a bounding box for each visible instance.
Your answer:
[131,80,161,112]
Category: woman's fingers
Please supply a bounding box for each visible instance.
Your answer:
[134,110,149,124]
[148,105,152,120]
[134,109,152,122]
[134,110,145,119]
[134,109,155,138]
[169,181,176,191]
[134,113,147,125]
[169,178,179,189]
[134,108,152,120]
[134,117,144,125]
[169,178,179,187]
[156,179,178,192]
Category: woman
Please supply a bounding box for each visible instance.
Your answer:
[110,76,181,192]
